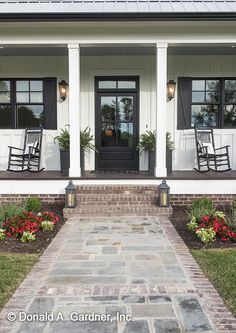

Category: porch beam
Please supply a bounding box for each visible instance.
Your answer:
[155,42,168,178]
[68,43,81,177]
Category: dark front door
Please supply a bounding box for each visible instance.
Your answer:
[95,77,139,170]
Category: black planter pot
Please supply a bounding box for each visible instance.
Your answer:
[80,150,85,175]
[60,149,69,175]
[148,150,173,175]
[166,149,173,175]
[148,151,155,175]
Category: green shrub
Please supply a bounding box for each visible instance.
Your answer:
[188,197,215,222]
[196,228,216,244]
[24,197,42,213]
[0,202,27,228]
[232,199,236,226]
[20,231,36,243]
[41,220,54,232]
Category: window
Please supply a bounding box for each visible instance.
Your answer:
[0,78,57,129]
[177,77,236,129]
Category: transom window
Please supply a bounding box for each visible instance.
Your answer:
[191,78,236,128]
[0,78,57,130]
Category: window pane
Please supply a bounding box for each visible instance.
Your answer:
[118,81,136,89]
[117,96,133,121]
[225,92,236,103]
[101,96,116,122]
[0,80,10,92]
[30,92,43,103]
[191,105,218,127]
[225,80,236,91]
[16,81,29,91]
[206,91,219,103]
[118,123,133,147]
[224,105,236,127]
[192,80,205,91]
[206,80,219,91]
[0,105,11,128]
[16,92,29,103]
[192,92,205,103]
[30,81,43,91]
[98,81,116,89]
[101,123,116,147]
[0,91,10,103]
[17,105,44,128]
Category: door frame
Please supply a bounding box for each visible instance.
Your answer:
[95,76,139,171]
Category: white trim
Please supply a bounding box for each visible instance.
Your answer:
[0,179,235,195]
[68,43,81,177]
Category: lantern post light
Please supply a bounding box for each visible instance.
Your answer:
[158,180,170,207]
[65,180,76,208]
[167,79,176,101]
[58,80,68,101]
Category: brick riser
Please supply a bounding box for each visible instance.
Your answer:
[64,185,172,218]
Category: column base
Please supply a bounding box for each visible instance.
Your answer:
[69,167,81,178]
[154,166,167,178]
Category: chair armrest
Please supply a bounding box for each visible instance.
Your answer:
[215,145,230,151]
[8,146,24,151]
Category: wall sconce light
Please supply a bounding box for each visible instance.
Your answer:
[65,180,76,208]
[167,79,176,101]
[158,180,170,207]
[58,80,68,101]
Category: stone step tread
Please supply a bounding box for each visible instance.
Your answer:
[64,206,171,213]
[75,186,158,195]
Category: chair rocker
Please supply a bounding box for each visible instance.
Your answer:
[7,127,44,172]
[194,127,231,173]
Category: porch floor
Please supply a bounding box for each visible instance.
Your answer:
[1,170,236,180]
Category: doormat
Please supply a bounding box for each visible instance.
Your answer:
[90,170,139,174]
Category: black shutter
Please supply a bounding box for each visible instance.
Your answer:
[177,77,192,129]
[43,78,57,130]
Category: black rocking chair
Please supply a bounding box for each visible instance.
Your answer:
[7,127,44,172]
[194,127,231,173]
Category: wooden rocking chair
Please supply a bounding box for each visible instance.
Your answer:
[7,127,44,172]
[194,127,231,173]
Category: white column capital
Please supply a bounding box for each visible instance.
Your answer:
[68,43,80,50]
[156,42,168,49]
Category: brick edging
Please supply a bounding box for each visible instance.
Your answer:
[160,217,236,332]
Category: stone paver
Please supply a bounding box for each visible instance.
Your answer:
[0,215,235,333]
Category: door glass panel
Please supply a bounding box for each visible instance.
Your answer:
[118,81,136,89]
[98,81,116,89]
[101,96,116,122]
[101,123,116,147]
[118,123,133,147]
[117,96,133,121]
[0,92,10,103]
[30,80,43,91]
[0,80,10,92]
[30,92,43,103]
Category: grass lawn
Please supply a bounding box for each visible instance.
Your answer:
[0,253,39,309]
[191,248,236,317]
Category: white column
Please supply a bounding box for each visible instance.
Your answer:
[155,43,168,177]
[68,43,81,177]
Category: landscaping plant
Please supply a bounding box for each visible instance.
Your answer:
[0,201,27,227]
[20,231,36,243]
[24,197,42,213]
[187,198,236,245]
[41,220,54,232]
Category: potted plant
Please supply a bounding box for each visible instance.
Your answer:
[80,127,98,174]
[54,125,70,175]
[137,130,174,175]
[54,126,98,175]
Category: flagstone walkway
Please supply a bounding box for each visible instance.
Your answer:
[1,216,235,333]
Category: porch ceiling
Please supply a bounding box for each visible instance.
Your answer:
[1,44,236,56]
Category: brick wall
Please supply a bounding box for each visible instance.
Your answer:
[0,194,65,205]
[170,194,236,206]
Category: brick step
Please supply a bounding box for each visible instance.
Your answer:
[76,185,158,195]
[64,205,172,218]
[76,201,157,206]
[76,194,157,203]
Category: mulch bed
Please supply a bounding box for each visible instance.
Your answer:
[0,203,66,254]
[170,205,236,249]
